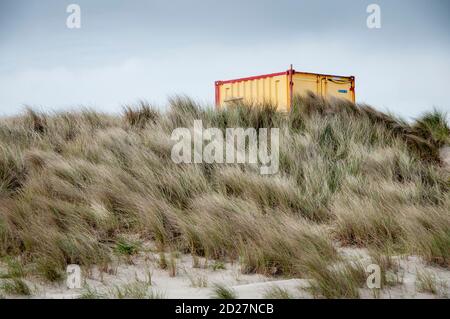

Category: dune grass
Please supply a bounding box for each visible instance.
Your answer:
[416,269,448,297]
[211,283,237,299]
[0,95,448,296]
[263,285,294,299]
[0,278,31,296]
[305,259,367,299]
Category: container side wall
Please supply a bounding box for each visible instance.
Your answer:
[292,73,321,97]
[217,74,289,111]
[292,73,355,103]
[321,75,355,102]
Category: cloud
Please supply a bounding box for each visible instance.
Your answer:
[0,0,449,119]
[1,36,448,119]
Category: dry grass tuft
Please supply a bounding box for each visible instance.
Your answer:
[0,278,31,296]
[304,257,367,299]
[211,283,237,299]
[123,101,159,128]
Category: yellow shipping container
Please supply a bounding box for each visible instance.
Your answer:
[215,66,355,111]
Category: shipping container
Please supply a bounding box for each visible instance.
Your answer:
[215,66,355,111]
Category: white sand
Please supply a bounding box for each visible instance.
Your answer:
[1,244,448,299]
[339,247,449,299]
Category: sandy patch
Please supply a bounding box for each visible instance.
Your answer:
[1,245,449,299]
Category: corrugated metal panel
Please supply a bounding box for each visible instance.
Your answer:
[216,73,289,111]
[319,75,355,102]
[215,67,355,111]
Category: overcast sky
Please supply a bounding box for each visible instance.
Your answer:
[0,0,449,119]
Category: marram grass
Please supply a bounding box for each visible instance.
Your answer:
[0,95,448,287]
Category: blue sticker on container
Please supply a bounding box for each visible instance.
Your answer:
[338,90,348,93]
